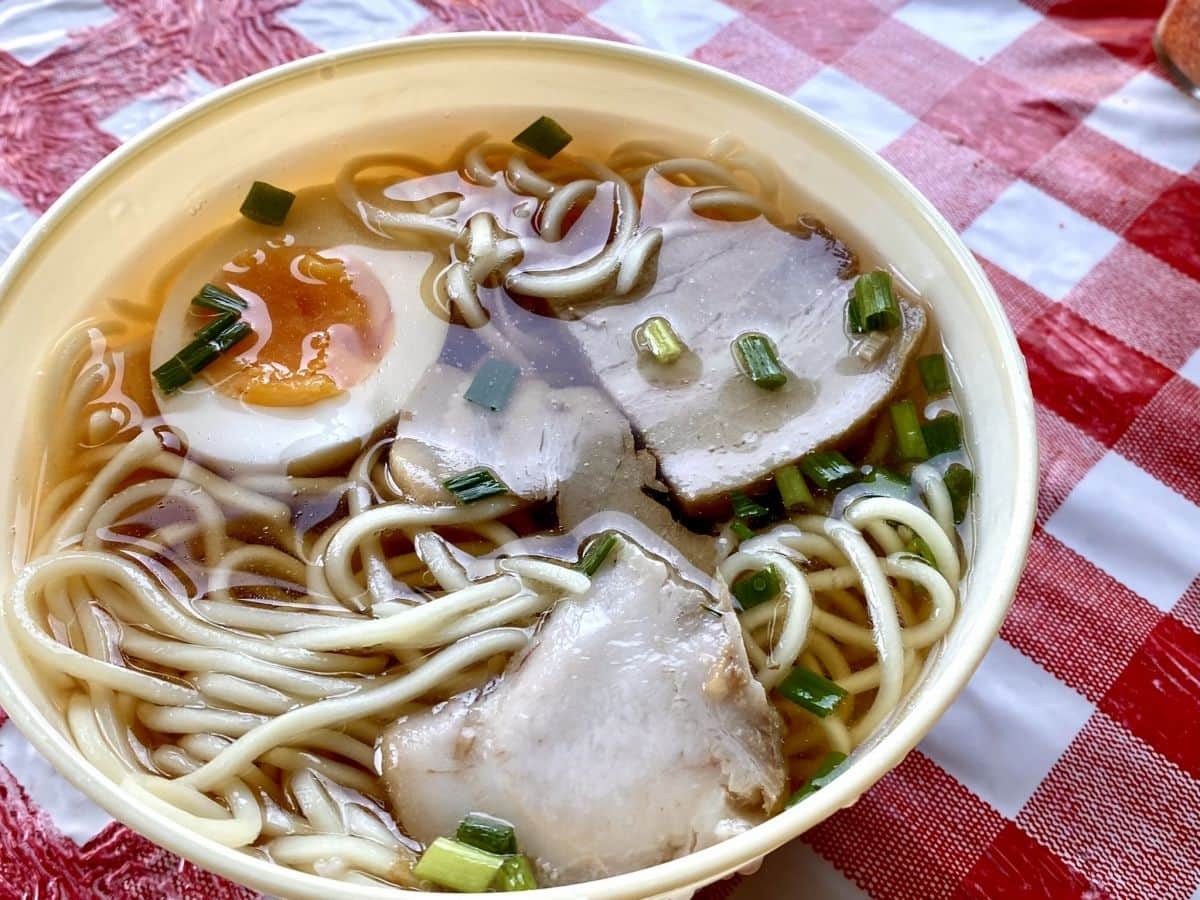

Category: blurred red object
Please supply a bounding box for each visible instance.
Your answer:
[1157,0,1200,96]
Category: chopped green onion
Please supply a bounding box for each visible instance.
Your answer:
[731,491,770,524]
[774,464,813,511]
[495,854,538,891]
[239,180,295,226]
[866,466,908,489]
[889,400,929,460]
[456,813,517,856]
[443,468,508,504]
[190,283,247,315]
[944,464,973,524]
[152,319,252,395]
[922,413,962,457]
[513,116,573,159]
[634,316,685,364]
[465,358,520,412]
[918,353,950,395]
[192,311,239,343]
[578,532,618,577]
[848,271,901,333]
[907,534,937,568]
[732,566,780,610]
[733,333,787,390]
[413,837,505,893]
[785,752,849,807]
[800,451,860,492]
[777,666,848,718]
[730,520,755,541]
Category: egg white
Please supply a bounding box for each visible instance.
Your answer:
[150,244,447,474]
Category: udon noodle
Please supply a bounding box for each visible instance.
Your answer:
[7,124,969,890]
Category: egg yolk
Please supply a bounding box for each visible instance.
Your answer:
[200,243,392,407]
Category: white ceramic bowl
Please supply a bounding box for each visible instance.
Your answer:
[0,33,1037,900]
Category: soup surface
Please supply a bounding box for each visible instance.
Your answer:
[8,115,972,891]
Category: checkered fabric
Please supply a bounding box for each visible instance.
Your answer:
[1,0,1198,897]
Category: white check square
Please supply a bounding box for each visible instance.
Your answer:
[0,187,36,262]
[1085,71,1200,175]
[590,0,739,57]
[1045,451,1200,612]
[792,68,916,152]
[732,842,868,900]
[280,0,428,51]
[99,70,216,143]
[920,639,1094,818]
[963,180,1119,301]
[0,722,112,844]
[1181,348,1200,389]
[894,0,1042,63]
[0,0,115,66]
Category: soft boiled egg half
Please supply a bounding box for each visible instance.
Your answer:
[150,236,446,473]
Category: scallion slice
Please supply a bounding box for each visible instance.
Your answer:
[635,316,685,364]
[731,491,770,524]
[777,666,848,718]
[733,333,787,390]
[495,854,538,891]
[732,566,780,610]
[413,837,505,893]
[918,353,950,395]
[922,413,962,456]
[465,358,520,412]
[513,116,573,159]
[151,319,252,395]
[730,520,755,541]
[889,400,929,460]
[907,534,937,568]
[800,451,860,492]
[578,532,617,577]
[866,466,908,489]
[192,311,239,343]
[190,283,247,316]
[774,464,813,511]
[239,180,295,226]
[785,751,849,807]
[943,464,973,524]
[848,271,900,333]
[456,813,517,856]
[443,468,508,504]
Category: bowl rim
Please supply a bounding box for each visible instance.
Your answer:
[0,30,1038,900]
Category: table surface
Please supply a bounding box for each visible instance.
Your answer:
[1,1,1198,898]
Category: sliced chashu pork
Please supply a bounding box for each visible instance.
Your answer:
[388,361,717,569]
[381,531,785,886]
[559,178,926,515]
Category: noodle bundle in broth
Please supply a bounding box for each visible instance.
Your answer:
[8,116,972,891]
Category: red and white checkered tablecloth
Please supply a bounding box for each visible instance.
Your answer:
[1,0,1198,897]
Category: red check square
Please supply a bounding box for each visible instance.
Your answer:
[882,123,1014,231]
[1125,175,1200,282]
[955,821,1102,900]
[837,18,975,116]
[1019,303,1174,447]
[730,0,887,64]
[1100,616,1200,779]
[693,18,822,95]
[806,753,1005,898]
[923,67,1080,177]
[1034,0,1164,66]
[1064,241,1200,369]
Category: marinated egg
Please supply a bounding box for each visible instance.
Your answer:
[150,239,446,472]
